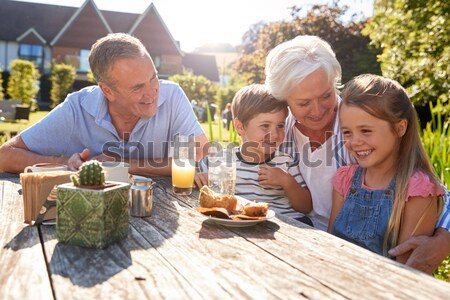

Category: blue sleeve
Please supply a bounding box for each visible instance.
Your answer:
[437,186,450,230]
[197,156,208,173]
[170,84,205,139]
[20,99,76,156]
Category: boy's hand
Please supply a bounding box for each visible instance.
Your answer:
[258,165,289,188]
[194,172,208,188]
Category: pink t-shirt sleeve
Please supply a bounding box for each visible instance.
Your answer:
[406,171,444,200]
[332,165,359,197]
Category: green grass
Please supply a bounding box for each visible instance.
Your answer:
[0,111,48,140]
[200,121,237,142]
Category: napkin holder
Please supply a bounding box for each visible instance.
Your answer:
[20,171,73,224]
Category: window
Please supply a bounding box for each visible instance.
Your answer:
[19,44,43,67]
[79,49,90,72]
[153,55,161,69]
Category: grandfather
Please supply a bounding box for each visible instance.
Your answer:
[0,33,208,175]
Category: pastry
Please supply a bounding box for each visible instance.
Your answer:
[242,202,269,217]
[199,185,237,211]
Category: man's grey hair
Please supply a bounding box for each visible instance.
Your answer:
[89,33,151,85]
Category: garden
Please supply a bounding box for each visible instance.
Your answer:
[0,0,448,281]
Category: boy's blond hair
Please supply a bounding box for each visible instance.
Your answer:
[231,84,288,126]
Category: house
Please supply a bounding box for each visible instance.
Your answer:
[182,53,220,82]
[0,0,219,105]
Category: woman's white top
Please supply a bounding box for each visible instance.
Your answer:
[281,112,353,231]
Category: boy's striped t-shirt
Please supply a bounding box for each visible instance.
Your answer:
[199,148,308,221]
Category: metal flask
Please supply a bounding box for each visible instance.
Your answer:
[129,176,154,217]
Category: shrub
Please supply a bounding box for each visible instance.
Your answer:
[6,59,40,109]
[50,62,76,108]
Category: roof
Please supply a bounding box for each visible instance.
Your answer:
[0,0,182,55]
[0,0,76,44]
[182,53,220,82]
[129,3,182,56]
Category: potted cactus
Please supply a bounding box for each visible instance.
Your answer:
[56,160,130,248]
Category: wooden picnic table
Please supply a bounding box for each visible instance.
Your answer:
[1,173,449,299]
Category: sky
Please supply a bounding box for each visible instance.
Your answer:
[16,0,374,52]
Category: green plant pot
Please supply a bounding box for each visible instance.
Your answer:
[56,182,130,249]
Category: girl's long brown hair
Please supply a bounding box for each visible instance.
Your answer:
[341,74,441,254]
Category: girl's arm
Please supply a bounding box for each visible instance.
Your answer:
[396,195,440,265]
[328,189,345,233]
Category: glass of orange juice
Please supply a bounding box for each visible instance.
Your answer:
[172,134,195,195]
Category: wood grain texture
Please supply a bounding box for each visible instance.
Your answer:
[1,175,449,300]
[0,180,53,300]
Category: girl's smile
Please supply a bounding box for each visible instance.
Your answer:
[339,104,404,178]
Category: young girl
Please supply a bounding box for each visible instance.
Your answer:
[328,74,444,271]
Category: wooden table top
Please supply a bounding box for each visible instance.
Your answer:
[1,174,449,299]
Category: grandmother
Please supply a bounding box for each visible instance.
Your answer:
[264,35,450,274]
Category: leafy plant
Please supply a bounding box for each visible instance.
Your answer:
[205,102,239,145]
[422,100,450,185]
[235,3,380,84]
[50,62,76,108]
[6,59,40,109]
[364,0,449,110]
[421,100,450,281]
[169,70,217,104]
[206,102,214,141]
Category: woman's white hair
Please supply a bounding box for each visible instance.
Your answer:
[265,35,342,101]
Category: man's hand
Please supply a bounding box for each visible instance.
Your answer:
[388,228,450,274]
[67,148,90,170]
[194,172,208,189]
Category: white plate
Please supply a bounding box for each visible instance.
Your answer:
[202,195,275,227]
[205,209,275,227]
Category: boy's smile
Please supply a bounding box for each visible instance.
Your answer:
[235,110,287,163]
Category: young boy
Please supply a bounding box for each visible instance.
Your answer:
[196,84,312,224]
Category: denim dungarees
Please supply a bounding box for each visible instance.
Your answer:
[332,166,395,256]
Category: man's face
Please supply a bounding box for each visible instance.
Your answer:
[102,56,159,118]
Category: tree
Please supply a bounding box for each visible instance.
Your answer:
[50,62,76,108]
[6,59,40,108]
[214,70,246,110]
[234,2,380,84]
[168,70,216,103]
[364,0,449,110]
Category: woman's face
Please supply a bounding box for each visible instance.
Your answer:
[286,68,337,133]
